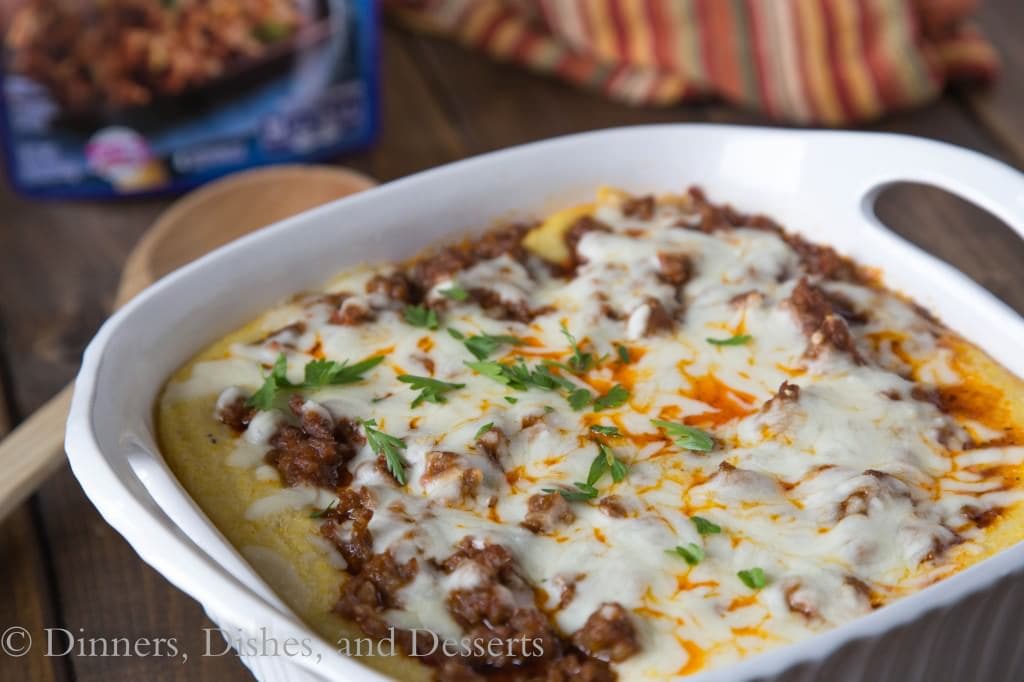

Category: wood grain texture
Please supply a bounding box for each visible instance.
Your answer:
[959,0,1024,167]
[0,14,1022,682]
[0,361,64,682]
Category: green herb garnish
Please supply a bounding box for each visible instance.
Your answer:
[440,283,469,301]
[706,334,752,346]
[248,353,384,410]
[567,388,593,411]
[593,384,629,411]
[587,442,628,486]
[447,327,466,340]
[360,419,407,485]
[544,482,599,502]
[589,424,621,437]
[738,567,768,590]
[670,543,705,565]
[397,374,465,408]
[616,344,631,364]
[505,396,518,404]
[560,323,594,373]
[404,305,439,330]
[474,422,494,439]
[464,333,522,360]
[691,516,722,535]
[650,419,715,452]
[309,499,338,519]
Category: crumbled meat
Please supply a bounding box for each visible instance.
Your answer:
[781,579,819,620]
[597,495,629,518]
[366,271,416,303]
[641,298,674,336]
[334,551,419,638]
[258,321,306,348]
[468,287,544,323]
[330,297,375,326]
[656,251,691,287]
[807,315,862,362]
[319,487,376,572]
[475,426,509,466]
[729,289,764,307]
[406,223,532,292]
[564,216,612,268]
[784,233,863,282]
[788,278,833,334]
[787,278,863,362]
[571,603,640,663]
[963,505,1001,528]
[836,470,911,521]
[442,538,561,669]
[621,195,655,220]
[421,451,484,502]
[216,394,253,432]
[552,573,585,610]
[763,381,800,411]
[522,492,575,534]
[265,414,363,490]
[825,290,869,324]
[543,653,615,682]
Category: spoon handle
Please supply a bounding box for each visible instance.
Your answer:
[0,383,73,519]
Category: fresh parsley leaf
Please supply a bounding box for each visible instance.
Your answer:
[670,543,705,566]
[691,516,722,535]
[397,374,465,408]
[360,419,407,485]
[593,384,629,411]
[567,388,593,411]
[465,359,514,386]
[464,333,522,360]
[560,323,594,373]
[248,354,386,411]
[304,355,385,388]
[589,424,621,437]
[707,334,752,346]
[738,567,768,590]
[447,327,466,340]
[309,499,338,519]
[650,419,715,452]
[440,282,469,301]
[533,364,576,391]
[404,305,439,330]
[616,344,631,364]
[247,353,294,410]
[586,453,608,487]
[474,422,494,439]
[465,359,534,391]
[610,457,628,483]
[597,441,628,482]
[544,482,599,502]
[505,396,518,404]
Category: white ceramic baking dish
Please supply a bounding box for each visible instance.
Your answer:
[66,125,1024,682]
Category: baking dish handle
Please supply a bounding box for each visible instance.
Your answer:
[851,136,1024,240]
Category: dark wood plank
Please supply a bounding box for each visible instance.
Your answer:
[957,0,1024,166]
[0,359,64,682]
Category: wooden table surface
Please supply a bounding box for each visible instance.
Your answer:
[2,5,1023,680]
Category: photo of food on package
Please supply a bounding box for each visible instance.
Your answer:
[0,0,377,198]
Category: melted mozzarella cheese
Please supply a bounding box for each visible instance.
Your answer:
[160,190,1024,678]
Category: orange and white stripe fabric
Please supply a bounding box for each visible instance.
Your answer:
[385,0,998,126]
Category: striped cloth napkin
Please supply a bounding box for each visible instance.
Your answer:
[386,0,998,126]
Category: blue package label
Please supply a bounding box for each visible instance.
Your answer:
[0,0,378,199]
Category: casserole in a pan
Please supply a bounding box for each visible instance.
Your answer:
[67,126,1024,682]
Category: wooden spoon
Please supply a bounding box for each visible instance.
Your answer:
[0,164,377,521]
